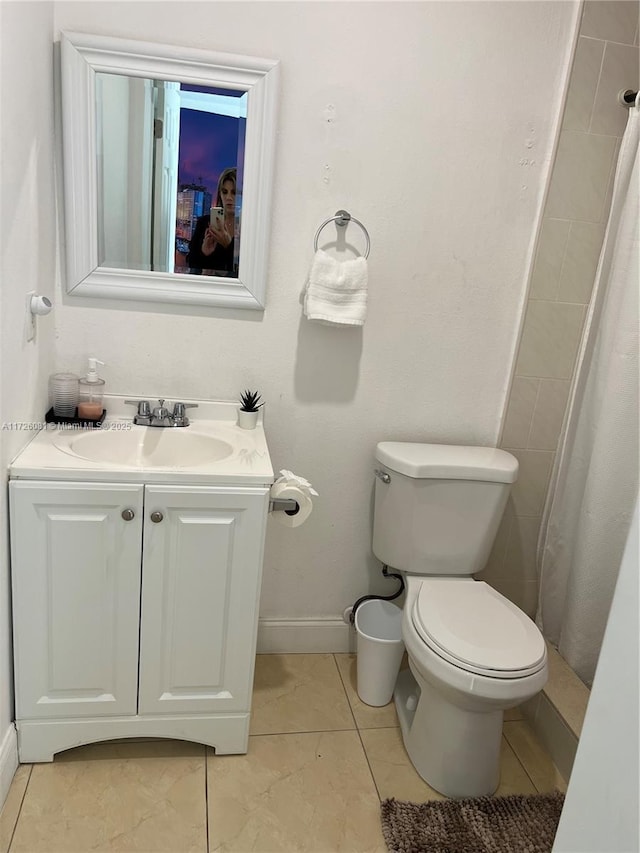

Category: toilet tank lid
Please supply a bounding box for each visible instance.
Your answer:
[375,442,518,483]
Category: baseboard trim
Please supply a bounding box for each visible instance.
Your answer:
[522,692,578,783]
[520,644,589,783]
[0,723,18,811]
[256,618,353,654]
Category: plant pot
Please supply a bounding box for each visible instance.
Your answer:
[238,409,259,430]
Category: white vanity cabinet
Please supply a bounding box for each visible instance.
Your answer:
[9,479,269,762]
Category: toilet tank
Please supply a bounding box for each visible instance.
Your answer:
[372,442,518,576]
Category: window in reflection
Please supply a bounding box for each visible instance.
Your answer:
[174,84,246,276]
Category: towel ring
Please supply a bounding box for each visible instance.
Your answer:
[313,210,370,259]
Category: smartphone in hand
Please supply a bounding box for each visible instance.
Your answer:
[210,207,224,227]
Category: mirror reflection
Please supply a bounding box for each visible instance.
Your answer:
[95,72,246,277]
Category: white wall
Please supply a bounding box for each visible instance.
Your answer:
[0,0,57,801]
[51,1,577,632]
[553,499,639,852]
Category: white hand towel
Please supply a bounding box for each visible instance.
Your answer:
[303,249,368,326]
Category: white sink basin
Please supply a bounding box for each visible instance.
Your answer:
[10,397,273,486]
[56,427,234,468]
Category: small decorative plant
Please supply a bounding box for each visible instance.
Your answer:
[239,389,264,412]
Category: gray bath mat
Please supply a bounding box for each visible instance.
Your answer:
[380,791,565,853]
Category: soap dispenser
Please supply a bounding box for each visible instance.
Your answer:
[78,358,106,419]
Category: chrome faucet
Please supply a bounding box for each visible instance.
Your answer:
[125,399,198,427]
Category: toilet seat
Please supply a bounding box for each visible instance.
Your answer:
[411,579,546,679]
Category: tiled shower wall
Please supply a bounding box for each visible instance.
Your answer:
[479,0,639,618]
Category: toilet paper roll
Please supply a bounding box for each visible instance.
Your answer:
[270,481,314,528]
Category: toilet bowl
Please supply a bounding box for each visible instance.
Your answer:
[372,441,548,798]
[395,576,547,798]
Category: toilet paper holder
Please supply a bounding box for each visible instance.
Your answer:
[269,497,300,515]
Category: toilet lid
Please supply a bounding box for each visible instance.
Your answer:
[412,580,546,678]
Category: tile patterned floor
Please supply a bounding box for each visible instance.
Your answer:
[0,653,566,853]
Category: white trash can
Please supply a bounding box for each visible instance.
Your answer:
[354,600,404,707]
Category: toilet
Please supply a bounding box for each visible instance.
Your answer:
[373,441,548,799]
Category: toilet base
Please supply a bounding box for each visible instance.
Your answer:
[394,667,503,798]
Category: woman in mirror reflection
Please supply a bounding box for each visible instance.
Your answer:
[186,167,237,274]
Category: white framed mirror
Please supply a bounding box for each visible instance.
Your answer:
[60,32,279,310]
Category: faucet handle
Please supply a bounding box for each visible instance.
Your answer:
[125,399,151,417]
[172,402,198,416]
[171,401,198,427]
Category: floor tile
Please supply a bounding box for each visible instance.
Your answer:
[360,727,537,802]
[504,705,524,721]
[250,654,355,735]
[334,653,399,729]
[0,764,31,853]
[207,731,386,852]
[504,720,567,793]
[9,741,207,852]
[498,736,539,796]
[359,727,446,802]
[2,654,565,853]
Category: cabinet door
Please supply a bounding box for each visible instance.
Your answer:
[10,481,144,719]
[138,485,269,715]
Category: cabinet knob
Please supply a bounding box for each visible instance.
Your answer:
[150,511,164,523]
[121,508,135,521]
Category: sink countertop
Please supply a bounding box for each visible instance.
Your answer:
[9,396,274,486]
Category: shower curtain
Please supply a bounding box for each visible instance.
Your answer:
[537,98,639,687]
